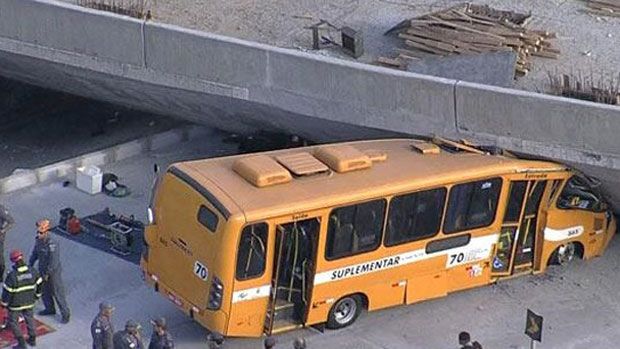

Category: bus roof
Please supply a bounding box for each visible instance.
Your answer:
[172,139,567,222]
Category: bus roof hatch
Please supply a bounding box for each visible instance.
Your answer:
[314,145,372,173]
[275,152,329,176]
[232,155,292,188]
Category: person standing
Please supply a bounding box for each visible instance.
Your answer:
[91,302,115,349]
[459,331,483,349]
[28,219,71,323]
[1,249,42,349]
[114,320,145,349]
[148,317,174,349]
[0,204,15,281]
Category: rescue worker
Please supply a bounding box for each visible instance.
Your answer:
[114,319,145,349]
[148,317,174,349]
[91,301,115,349]
[264,336,276,349]
[458,331,482,349]
[0,204,15,281]
[29,219,71,323]
[293,337,306,349]
[1,250,42,349]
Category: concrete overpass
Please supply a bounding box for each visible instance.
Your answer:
[1,0,620,207]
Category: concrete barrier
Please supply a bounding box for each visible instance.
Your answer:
[266,49,457,135]
[145,23,267,90]
[455,81,620,155]
[0,0,143,65]
[144,22,458,135]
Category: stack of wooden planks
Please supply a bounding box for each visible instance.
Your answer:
[378,3,559,77]
[583,0,620,17]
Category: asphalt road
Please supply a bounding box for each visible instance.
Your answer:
[1,127,619,349]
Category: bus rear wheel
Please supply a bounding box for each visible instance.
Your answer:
[326,295,362,329]
[552,242,576,266]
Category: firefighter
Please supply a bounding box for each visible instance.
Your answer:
[148,317,174,349]
[1,249,42,349]
[29,219,71,323]
[114,320,145,349]
[0,204,15,281]
[91,302,115,349]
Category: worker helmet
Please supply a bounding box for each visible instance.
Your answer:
[9,249,23,263]
[99,301,114,312]
[36,219,51,233]
[125,319,139,330]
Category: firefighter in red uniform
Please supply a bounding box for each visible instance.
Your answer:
[1,250,42,349]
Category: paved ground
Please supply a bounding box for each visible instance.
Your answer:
[59,0,620,91]
[1,125,620,348]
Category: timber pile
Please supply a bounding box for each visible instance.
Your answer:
[378,3,560,77]
[583,0,620,17]
[547,72,620,105]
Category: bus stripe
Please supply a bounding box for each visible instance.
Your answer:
[232,285,271,303]
[314,234,499,285]
[231,234,499,303]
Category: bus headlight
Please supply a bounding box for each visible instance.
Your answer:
[147,207,154,225]
[207,276,224,310]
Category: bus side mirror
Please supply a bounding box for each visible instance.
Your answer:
[154,164,160,174]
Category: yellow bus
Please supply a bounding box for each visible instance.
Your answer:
[140,138,616,338]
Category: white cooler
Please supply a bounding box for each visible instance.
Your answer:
[76,165,103,195]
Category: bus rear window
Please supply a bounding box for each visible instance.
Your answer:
[236,223,268,280]
[197,205,218,232]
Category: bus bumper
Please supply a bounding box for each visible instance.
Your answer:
[142,265,229,336]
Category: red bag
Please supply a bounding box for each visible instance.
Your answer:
[67,217,81,235]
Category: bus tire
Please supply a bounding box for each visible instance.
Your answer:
[326,295,362,330]
[550,242,576,266]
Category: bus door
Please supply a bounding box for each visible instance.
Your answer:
[492,179,548,277]
[264,217,320,335]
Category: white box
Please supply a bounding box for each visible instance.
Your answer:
[76,165,103,195]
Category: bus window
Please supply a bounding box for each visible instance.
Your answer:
[197,205,219,233]
[557,176,606,212]
[236,223,268,280]
[385,188,446,246]
[326,199,386,260]
[444,178,502,234]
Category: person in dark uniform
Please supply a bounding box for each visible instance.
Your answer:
[1,249,42,349]
[28,219,71,323]
[114,319,145,349]
[459,331,483,349]
[264,336,276,349]
[148,317,174,349]
[91,301,115,349]
[0,204,15,281]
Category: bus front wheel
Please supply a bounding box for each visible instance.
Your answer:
[550,242,576,266]
[327,295,362,329]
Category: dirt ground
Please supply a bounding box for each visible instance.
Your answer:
[59,0,620,92]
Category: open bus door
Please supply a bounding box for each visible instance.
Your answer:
[264,216,320,335]
[491,177,550,278]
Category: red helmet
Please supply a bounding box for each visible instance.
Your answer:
[9,249,23,263]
